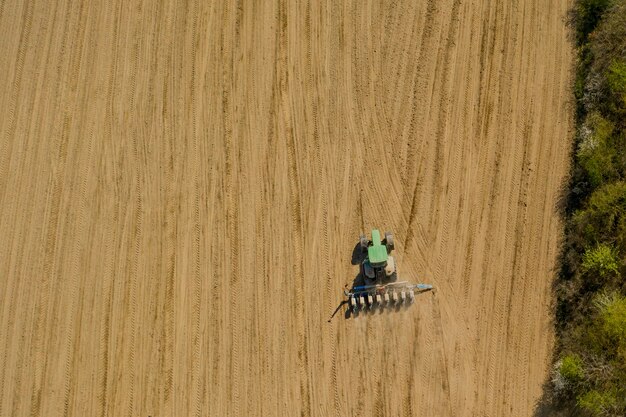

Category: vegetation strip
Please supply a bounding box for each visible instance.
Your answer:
[552,0,626,415]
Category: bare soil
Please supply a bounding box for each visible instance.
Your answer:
[0,0,573,416]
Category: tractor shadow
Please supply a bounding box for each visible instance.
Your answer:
[350,242,366,266]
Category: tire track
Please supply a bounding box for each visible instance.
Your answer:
[96,222,116,417]
[58,3,92,415]
[0,0,34,209]
[431,0,461,284]
[159,2,175,410]
[95,3,123,416]
[220,1,242,414]
[0,5,35,408]
[124,167,142,417]
[277,2,311,415]
[14,4,65,413]
[14,18,62,407]
[402,0,442,252]
[184,0,203,415]
[27,171,59,417]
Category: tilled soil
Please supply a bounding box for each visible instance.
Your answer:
[0,0,573,416]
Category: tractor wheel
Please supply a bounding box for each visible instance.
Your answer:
[359,235,369,252]
[384,232,394,252]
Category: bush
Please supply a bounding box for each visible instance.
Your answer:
[588,2,626,73]
[571,181,626,253]
[578,292,626,361]
[606,60,626,114]
[560,354,585,381]
[598,292,626,353]
[582,2,626,114]
[577,389,618,416]
[582,244,620,277]
[576,112,616,187]
[607,60,626,96]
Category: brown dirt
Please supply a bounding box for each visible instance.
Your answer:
[0,0,573,416]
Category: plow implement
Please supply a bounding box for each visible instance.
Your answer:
[345,281,433,310]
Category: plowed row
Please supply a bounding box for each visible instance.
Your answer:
[0,1,572,416]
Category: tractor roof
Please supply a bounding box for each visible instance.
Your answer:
[367,229,388,264]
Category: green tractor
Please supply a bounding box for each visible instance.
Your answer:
[346,229,433,310]
[359,229,397,285]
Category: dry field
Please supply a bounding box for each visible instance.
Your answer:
[0,0,573,416]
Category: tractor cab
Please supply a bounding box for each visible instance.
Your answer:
[360,229,397,284]
[367,229,388,267]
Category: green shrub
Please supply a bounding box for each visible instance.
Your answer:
[576,113,616,187]
[572,181,626,253]
[598,292,626,350]
[606,60,626,113]
[577,389,618,415]
[588,2,626,72]
[560,354,585,381]
[582,244,620,277]
[583,2,626,115]
[579,292,626,359]
[607,60,626,95]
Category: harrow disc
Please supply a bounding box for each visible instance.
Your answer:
[346,281,433,311]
